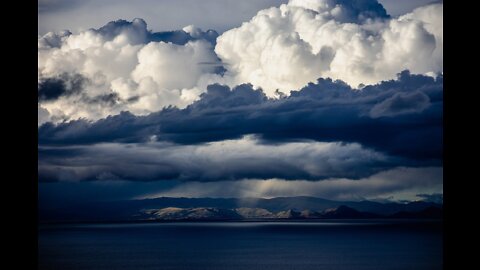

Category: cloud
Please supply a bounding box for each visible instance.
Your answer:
[38,105,51,126]
[37,1,443,205]
[37,166,442,204]
[39,71,443,160]
[369,90,430,118]
[131,40,218,90]
[38,18,224,120]
[38,1,443,122]
[138,166,443,202]
[38,73,87,101]
[38,135,423,183]
[215,0,443,95]
[37,1,443,207]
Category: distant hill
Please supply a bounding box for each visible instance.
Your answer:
[39,196,442,223]
[275,209,302,219]
[321,205,381,219]
[235,208,275,219]
[142,207,242,221]
[137,205,439,221]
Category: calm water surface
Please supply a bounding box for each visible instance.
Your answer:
[39,220,442,270]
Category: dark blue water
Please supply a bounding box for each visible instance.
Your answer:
[39,220,442,270]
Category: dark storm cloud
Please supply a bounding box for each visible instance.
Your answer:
[39,71,443,161]
[37,74,127,106]
[369,90,430,118]
[82,92,122,106]
[38,73,87,102]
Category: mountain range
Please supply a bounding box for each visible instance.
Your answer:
[39,196,442,223]
[138,205,442,221]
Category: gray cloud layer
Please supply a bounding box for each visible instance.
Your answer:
[139,167,443,202]
[39,136,409,182]
[38,166,442,204]
[38,71,442,184]
[39,71,443,161]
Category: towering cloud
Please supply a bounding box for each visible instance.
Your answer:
[216,0,443,95]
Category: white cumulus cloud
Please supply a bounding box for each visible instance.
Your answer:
[215,0,443,95]
[38,19,223,121]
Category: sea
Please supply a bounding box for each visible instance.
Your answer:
[38,220,442,270]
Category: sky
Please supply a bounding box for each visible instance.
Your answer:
[38,0,438,35]
[38,0,443,204]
